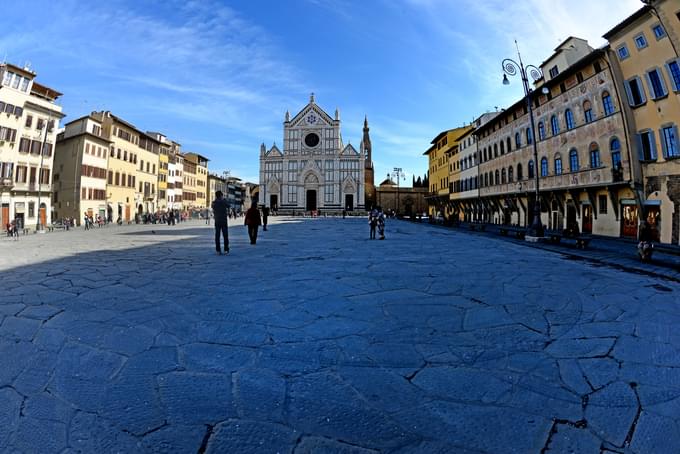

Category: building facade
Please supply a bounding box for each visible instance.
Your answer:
[604,0,680,244]
[0,63,64,231]
[207,173,227,205]
[167,142,183,210]
[424,126,472,217]
[53,116,112,223]
[181,153,197,210]
[473,43,637,237]
[260,94,369,214]
[375,177,427,217]
[137,133,161,216]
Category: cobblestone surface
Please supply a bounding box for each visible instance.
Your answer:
[0,218,679,452]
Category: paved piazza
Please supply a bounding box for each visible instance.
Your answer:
[1,218,679,453]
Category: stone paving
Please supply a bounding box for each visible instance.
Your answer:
[0,217,679,453]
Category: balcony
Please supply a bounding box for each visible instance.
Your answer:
[479,166,625,197]
[143,192,154,201]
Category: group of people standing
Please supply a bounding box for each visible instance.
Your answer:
[211,191,269,255]
[368,207,386,240]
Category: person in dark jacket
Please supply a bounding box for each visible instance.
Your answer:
[244,203,262,245]
[212,191,229,255]
[262,206,269,231]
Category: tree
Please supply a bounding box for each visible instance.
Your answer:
[415,176,422,187]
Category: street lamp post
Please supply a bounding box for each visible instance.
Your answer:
[391,167,405,216]
[502,41,546,237]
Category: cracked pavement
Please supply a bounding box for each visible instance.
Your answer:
[0,217,679,453]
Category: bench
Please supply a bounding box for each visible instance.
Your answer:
[653,243,680,257]
[547,231,592,249]
[499,226,526,239]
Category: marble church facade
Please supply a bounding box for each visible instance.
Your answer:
[259,95,372,214]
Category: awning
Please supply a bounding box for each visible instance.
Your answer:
[644,200,661,206]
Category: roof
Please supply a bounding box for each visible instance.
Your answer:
[63,115,102,127]
[30,82,63,100]
[1,63,36,78]
[422,144,436,156]
[603,6,650,40]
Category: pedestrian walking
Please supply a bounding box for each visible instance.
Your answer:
[377,208,386,240]
[244,203,262,245]
[83,212,90,230]
[9,220,18,240]
[211,191,229,255]
[262,206,269,231]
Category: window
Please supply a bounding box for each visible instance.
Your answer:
[288,185,297,203]
[602,92,615,115]
[647,68,668,99]
[501,168,506,184]
[611,138,622,168]
[590,143,601,168]
[28,202,35,218]
[508,166,514,183]
[538,122,546,140]
[565,109,575,130]
[526,128,533,145]
[599,195,608,214]
[500,141,505,155]
[584,100,593,123]
[661,124,679,158]
[494,143,498,158]
[517,163,523,180]
[555,155,563,175]
[551,115,560,135]
[515,132,521,148]
[652,24,666,40]
[617,45,630,60]
[667,60,680,92]
[541,157,548,177]
[569,149,580,172]
[549,65,559,78]
[507,137,512,153]
[638,130,657,161]
[494,170,499,185]
[634,33,648,50]
[528,160,534,178]
[625,77,647,106]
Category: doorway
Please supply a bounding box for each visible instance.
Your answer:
[621,205,638,239]
[566,203,577,235]
[306,190,317,211]
[39,203,46,228]
[582,205,592,234]
[270,195,278,212]
[345,194,354,211]
[1,203,8,230]
[645,205,661,242]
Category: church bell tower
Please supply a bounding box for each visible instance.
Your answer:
[361,116,376,210]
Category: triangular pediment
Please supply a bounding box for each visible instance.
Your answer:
[265,144,283,157]
[341,144,359,156]
[289,103,334,128]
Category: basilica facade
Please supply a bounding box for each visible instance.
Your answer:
[259,95,374,214]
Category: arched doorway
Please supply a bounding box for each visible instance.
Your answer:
[39,203,47,228]
[304,173,319,212]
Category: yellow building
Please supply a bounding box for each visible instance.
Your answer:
[137,133,161,216]
[604,0,680,244]
[91,111,138,223]
[181,152,197,210]
[423,126,471,218]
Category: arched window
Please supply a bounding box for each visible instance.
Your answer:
[528,160,535,178]
[507,137,512,153]
[569,148,579,172]
[508,166,514,182]
[554,154,563,175]
[602,91,615,115]
[500,141,505,155]
[495,169,500,185]
[483,148,487,162]
[541,157,549,177]
[550,115,560,135]
[515,132,521,148]
[494,143,498,158]
[611,138,622,169]
[538,121,546,140]
[590,143,601,168]
[517,163,523,180]
[484,173,489,187]
[501,168,506,184]
[583,100,593,123]
[526,128,533,145]
[565,109,575,130]
[474,176,478,189]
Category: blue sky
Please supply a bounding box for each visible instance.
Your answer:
[2,0,641,184]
